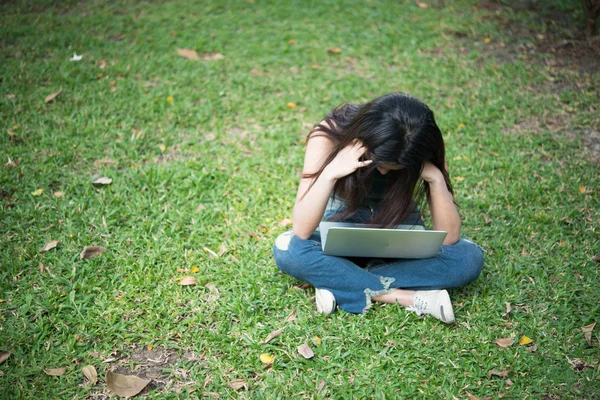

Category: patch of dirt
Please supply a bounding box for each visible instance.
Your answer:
[475,0,600,74]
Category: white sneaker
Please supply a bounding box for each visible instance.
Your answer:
[407,290,455,324]
[315,288,336,316]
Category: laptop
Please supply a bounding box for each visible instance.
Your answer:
[319,221,447,259]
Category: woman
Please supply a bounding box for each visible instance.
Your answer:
[273,93,483,323]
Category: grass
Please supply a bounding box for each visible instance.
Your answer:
[1,0,599,398]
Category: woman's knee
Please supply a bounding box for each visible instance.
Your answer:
[444,238,484,287]
[273,230,318,277]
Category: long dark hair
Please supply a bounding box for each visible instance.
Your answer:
[304,92,454,228]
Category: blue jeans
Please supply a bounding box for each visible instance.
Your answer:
[273,204,484,314]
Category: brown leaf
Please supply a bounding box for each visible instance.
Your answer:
[285,311,297,323]
[82,365,98,384]
[317,379,326,393]
[527,344,538,352]
[415,1,428,8]
[521,248,529,256]
[5,159,18,168]
[41,240,59,253]
[202,52,225,61]
[243,231,261,239]
[279,218,292,227]
[263,327,285,344]
[488,369,510,378]
[80,246,108,260]
[249,68,266,76]
[567,357,593,371]
[465,390,479,400]
[226,379,247,391]
[44,89,62,103]
[0,351,10,365]
[218,244,228,257]
[505,378,513,387]
[180,276,197,286]
[297,343,314,359]
[44,367,66,376]
[502,302,512,317]
[54,191,65,198]
[106,371,151,397]
[582,322,596,345]
[593,254,600,263]
[93,177,112,185]
[176,48,201,60]
[326,47,342,54]
[495,338,514,348]
[195,204,206,212]
[98,59,107,69]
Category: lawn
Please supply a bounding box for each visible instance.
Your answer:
[1,0,598,398]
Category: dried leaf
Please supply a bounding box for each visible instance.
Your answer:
[5,159,18,167]
[93,177,112,185]
[191,266,200,273]
[313,336,322,345]
[415,1,428,8]
[249,68,266,76]
[317,379,326,393]
[80,246,107,260]
[502,302,511,317]
[483,37,491,44]
[41,240,59,253]
[297,343,314,359]
[176,48,201,60]
[44,367,66,376]
[32,188,44,196]
[263,327,285,344]
[179,276,197,286]
[196,204,207,212]
[465,390,479,400]
[581,322,596,345]
[158,144,166,152]
[203,247,219,258]
[259,354,274,365]
[54,191,65,198]
[519,336,533,345]
[578,185,586,193]
[202,52,225,61]
[82,365,98,384]
[488,369,510,378]
[286,102,297,109]
[326,47,342,54]
[227,379,247,391]
[285,311,297,323]
[0,351,10,365]
[98,59,107,69]
[527,344,538,352]
[495,338,514,348]
[567,357,593,371]
[505,378,513,386]
[106,371,151,397]
[44,89,62,103]
[454,176,465,182]
[218,244,228,257]
[166,96,174,103]
[279,218,293,227]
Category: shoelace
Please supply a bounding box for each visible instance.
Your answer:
[406,297,428,316]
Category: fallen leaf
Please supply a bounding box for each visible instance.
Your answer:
[527,344,538,352]
[218,244,228,257]
[456,123,465,130]
[32,188,44,196]
[581,322,596,345]
[147,344,153,351]
[80,246,108,260]
[243,231,261,239]
[483,37,491,44]
[519,336,533,345]
[288,39,296,44]
[98,60,107,69]
[593,254,600,263]
[6,94,16,99]
[505,378,513,387]
[415,1,428,8]
[227,379,247,391]
[158,144,166,152]
[82,365,98,384]
[263,327,285,344]
[203,247,219,258]
[495,338,514,348]
[70,53,83,61]
[313,336,322,345]
[44,367,66,376]
[44,89,62,103]
[106,371,150,397]
[326,47,342,54]
[93,177,112,185]
[465,390,479,400]
[485,217,493,225]
[578,185,586,193]
[54,191,65,198]
[285,311,297,323]
[279,218,293,227]
[191,266,200,273]
[166,96,174,103]
[454,176,465,182]
[41,240,59,253]
[297,343,314,359]
[196,204,206,212]
[202,52,225,61]
[286,102,297,109]
[176,268,188,273]
[502,302,511,317]
[179,276,197,286]
[317,379,326,393]
[259,354,274,365]
[521,248,529,256]
[567,357,593,371]
[5,158,18,167]
[0,351,10,365]
[176,48,201,60]
[249,68,266,76]
[488,369,510,378]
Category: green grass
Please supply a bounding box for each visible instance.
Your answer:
[1,0,598,398]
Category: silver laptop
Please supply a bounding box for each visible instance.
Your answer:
[319,221,447,259]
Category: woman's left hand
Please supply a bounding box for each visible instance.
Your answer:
[420,162,444,184]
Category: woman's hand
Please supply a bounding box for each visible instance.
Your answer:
[420,162,444,185]
[324,140,373,180]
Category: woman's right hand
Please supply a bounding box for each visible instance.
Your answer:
[323,140,373,180]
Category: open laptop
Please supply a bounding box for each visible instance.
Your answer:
[319,221,447,259]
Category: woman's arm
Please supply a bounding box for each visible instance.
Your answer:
[421,162,461,245]
[292,135,371,239]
